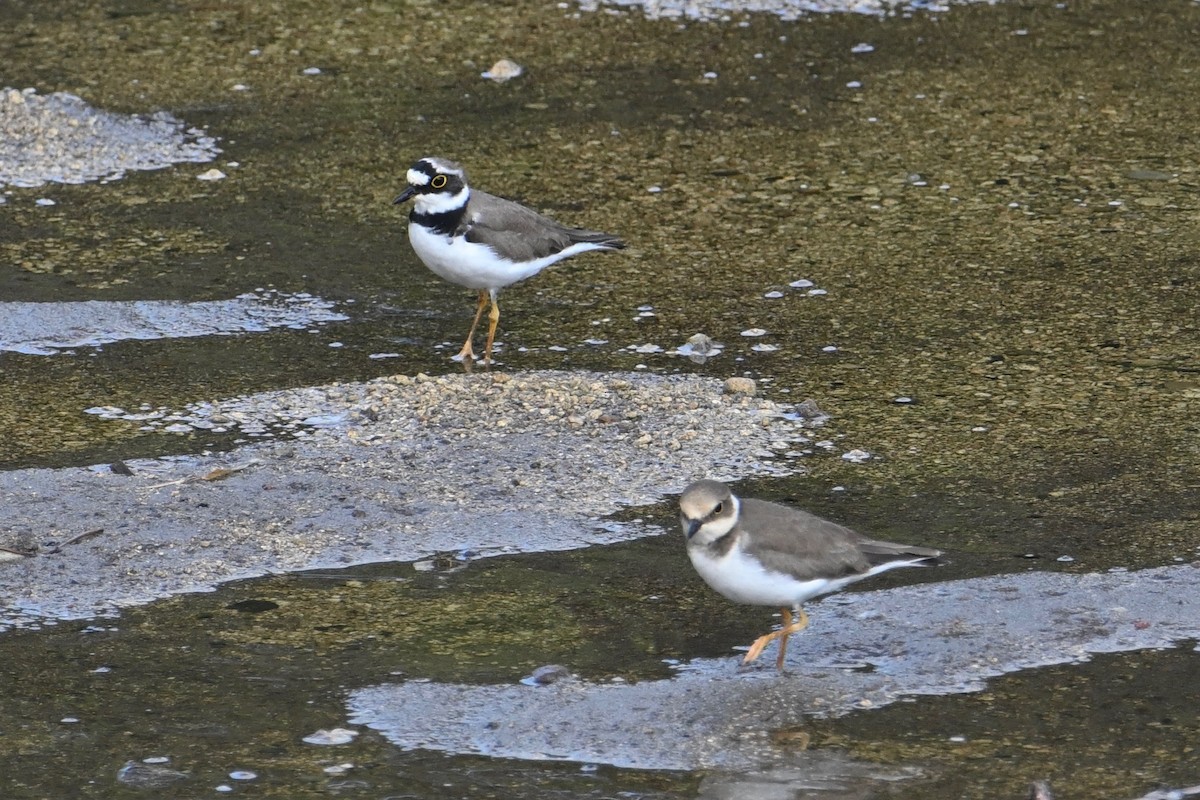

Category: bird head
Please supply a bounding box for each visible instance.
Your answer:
[393,156,469,213]
[678,480,739,544]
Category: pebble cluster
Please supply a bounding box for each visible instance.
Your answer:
[0,371,831,627]
[0,87,220,188]
[85,370,822,469]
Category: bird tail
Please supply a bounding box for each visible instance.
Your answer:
[569,229,626,250]
[860,540,944,568]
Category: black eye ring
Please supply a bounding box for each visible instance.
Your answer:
[431,175,448,189]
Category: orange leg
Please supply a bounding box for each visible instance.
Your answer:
[454,290,490,362]
[482,290,500,366]
[743,606,810,671]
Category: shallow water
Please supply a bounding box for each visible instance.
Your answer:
[2,0,1199,796]
[2,542,1197,798]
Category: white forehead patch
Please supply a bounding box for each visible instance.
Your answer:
[406,168,430,186]
[426,158,464,178]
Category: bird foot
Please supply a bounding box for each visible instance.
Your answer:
[743,632,781,665]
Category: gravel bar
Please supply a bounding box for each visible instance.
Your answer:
[0,370,820,629]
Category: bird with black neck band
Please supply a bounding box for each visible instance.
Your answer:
[393,156,625,366]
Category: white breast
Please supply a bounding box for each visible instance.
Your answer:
[407,221,600,291]
[688,540,844,607]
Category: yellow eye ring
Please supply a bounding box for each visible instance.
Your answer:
[431,175,448,189]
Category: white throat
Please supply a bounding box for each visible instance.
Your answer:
[413,186,469,215]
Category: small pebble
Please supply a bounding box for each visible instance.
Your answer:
[723,377,756,396]
[117,761,189,789]
[520,664,572,686]
[740,328,768,337]
[683,333,717,354]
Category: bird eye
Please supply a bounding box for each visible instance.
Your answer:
[714,502,724,514]
[431,175,448,189]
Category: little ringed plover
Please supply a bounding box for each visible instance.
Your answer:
[679,480,943,671]
[393,156,625,365]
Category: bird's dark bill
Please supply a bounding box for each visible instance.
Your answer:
[393,186,417,204]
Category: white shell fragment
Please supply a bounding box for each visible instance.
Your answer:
[481,59,524,83]
[302,728,359,746]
